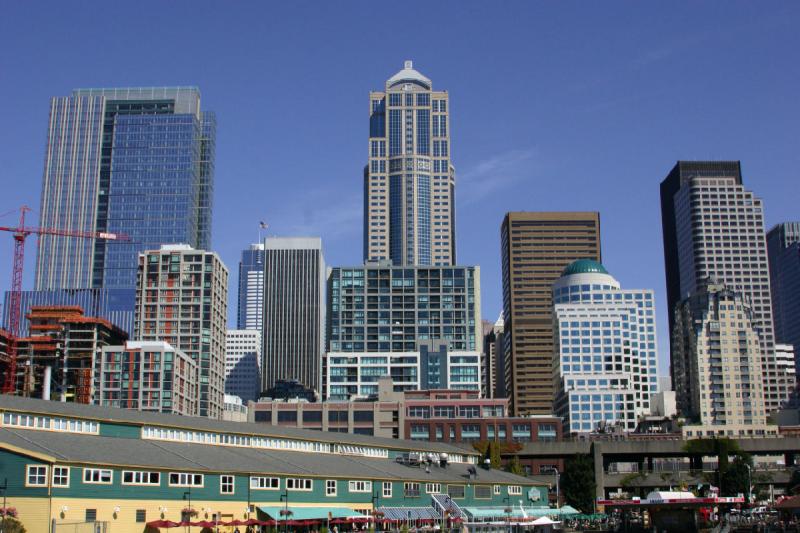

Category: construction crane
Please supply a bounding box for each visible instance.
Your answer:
[0,205,128,394]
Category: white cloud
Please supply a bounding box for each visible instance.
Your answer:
[458,147,539,206]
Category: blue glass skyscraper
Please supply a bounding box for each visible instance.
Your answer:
[238,243,265,330]
[23,87,215,335]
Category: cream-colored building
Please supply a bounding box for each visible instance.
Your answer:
[364,60,455,266]
[672,278,775,438]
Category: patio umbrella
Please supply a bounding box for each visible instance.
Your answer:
[225,519,247,526]
[146,520,182,529]
[532,517,560,526]
[190,521,218,528]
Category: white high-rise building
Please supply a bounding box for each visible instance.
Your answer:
[237,243,265,330]
[364,60,455,266]
[552,260,659,434]
[661,161,789,412]
[225,329,262,402]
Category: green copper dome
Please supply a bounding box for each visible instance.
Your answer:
[562,259,609,276]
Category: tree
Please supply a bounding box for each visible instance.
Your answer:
[505,456,525,476]
[787,468,800,495]
[720,453,754,498]
[0,517,26,533]
[561,454,595,514]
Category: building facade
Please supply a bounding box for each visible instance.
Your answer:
[225,329,262,402]
[660,161,789,412]
[364,61,455,266]
[0,395,544,533]
[671,278,772,438]
[325,264,481,399]
[262,237,325,392]
[134,244,229,418]
[767,223,800,376]
[481,319,496,399]
[10,306,128,403]
[95,341,198,416]
[552,260,659,435]
[500,212,602,415]
[238,243,265,330]
[33,87,215,330]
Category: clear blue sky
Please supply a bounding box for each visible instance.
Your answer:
[1,2,798,376]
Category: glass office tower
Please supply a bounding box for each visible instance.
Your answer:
[364,61,455,266]
[28,87,215,335]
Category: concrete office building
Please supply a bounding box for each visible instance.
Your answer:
[225,329,262,402]
[364,61,455,266]
[481,319,496,399]
[238,243,265,330]
[552,260,659,435]
[492,314,506,399]
[671,278,774,438]
[31,87,215,332]
[660,161,789,412]
[776,343,797,388]
[262,237,325,392]
[325,264,481,400]
[134,244,229,419]
[500,212,602,415]
[768,223,800,376]
[95,341,198,416]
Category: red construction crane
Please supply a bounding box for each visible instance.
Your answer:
[0,205,128,394]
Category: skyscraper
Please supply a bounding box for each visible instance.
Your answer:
[500,212,602,415]
[134,244,228,418]
[671,278,772,438]
[364,61,455,266]
[660,161,789,412]
[262,238,325,392]
[238,243,265,330]
[31,87,215,333]
[225,329,262,402]
[767,222,800,375]
[553,260,659,435]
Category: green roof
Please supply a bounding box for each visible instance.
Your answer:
[562,259,608,277]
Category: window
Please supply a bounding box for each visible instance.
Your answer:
[122,471,160,486]
[83,468,112,484]
[169,472,204,487]
[85,509,97,522]
[493,485,501,495]
[475,486,491,499]
[425,483,441,494]
[52,466,70,487]
[220,475,235,494]
[326,480,337,496]
[508,485,522,495]
[383,481,392,498]
[348,480,372,493]
[136,510,147,523]
[250,476,279,490]
[287,478,312,491]
[447,485,465,499]
[26,465,48,487]
[404,482,420,497]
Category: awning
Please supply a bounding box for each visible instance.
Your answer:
[378,507,442,521]
[463,507,559,520]
[258,506,366,521]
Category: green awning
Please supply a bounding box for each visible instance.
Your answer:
[258,506,366,520]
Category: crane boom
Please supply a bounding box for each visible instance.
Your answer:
[0,206,128,394]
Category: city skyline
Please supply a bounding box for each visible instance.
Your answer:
[1,3,799,377]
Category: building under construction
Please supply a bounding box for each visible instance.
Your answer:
[9,305,127,403]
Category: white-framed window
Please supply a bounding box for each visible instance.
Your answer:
[425,483,441,494]
[250,476,279,490]
[493,485,501,495]
[83,468,112,484]
[169,472,204,487]
[52,466,70,487]
[404,482,420,497]
[220,475,235,494]
[122,471,160,486]
[349,480,372,493]
[508,485,522,495]
[26,465,48,487]
[286,478,312,491]
[326,480,337,496]
[447,485,465,499]
[475,485,492,499]
[383,481,392,498]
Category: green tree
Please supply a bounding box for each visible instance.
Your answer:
[0,518,26,533]
[505,456,525,476]
[720,453,754,498]
[787,469,800,495]
[561,454,595,514]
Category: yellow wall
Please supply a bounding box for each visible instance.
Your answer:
[4,497,51,533]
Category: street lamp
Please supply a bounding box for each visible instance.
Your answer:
[280,491,290,533]
[503,496,512,533]
[543,467,560,509]
[745,464,752,505]
[182,490,191,532]
[372,489,381,531]
[1,478,8,533]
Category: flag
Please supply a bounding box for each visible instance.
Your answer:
[259,221,268,229]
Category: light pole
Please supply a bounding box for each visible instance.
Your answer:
[280,491,290,533]
[503,496,512,533]
[182,490,191,533]
[544,467,560,509]
[745,464,752,505]
[1,477,7,533]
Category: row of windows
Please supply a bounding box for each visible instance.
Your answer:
[2,412,99,434]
